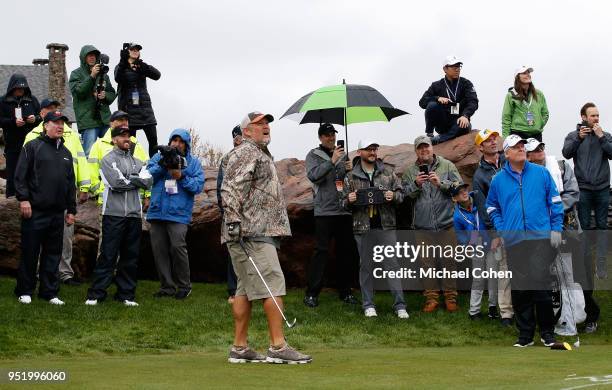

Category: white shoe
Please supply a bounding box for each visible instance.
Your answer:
[18,295,32,304]
[49,297,65,305]
[123,300,139,307]
[364,308,377,317]
[396,309,409,319]
[85,299,98,306]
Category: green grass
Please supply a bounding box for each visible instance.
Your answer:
[0,277,610,388]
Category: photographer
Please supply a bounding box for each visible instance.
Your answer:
[69,45,116,156]
[146,129,204,300]
[115,43,161,158]
[341,139,408,319]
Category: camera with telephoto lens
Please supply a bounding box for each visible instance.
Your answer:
[97,53,110,74]
[156,145,186,170]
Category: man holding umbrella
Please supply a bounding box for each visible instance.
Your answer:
[222,111,311,364]
[303,123,359,308]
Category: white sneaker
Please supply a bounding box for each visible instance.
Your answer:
[123,300,139,307]
[48,297,65,305]
[85,299,98,306]
[364,308,377,317]
[396,309,409,319]
[18,295,32,304]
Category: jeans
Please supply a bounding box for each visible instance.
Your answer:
[424,101,471,142]
[81,126,108,157]
[577,187,609,276]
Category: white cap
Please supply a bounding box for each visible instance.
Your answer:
[503,134,527,152]
[515,66,533,76]
[525,138,545,152]
[443,55,463,67]
[358,139,380,150]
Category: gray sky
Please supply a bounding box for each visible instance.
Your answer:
[3,0,611,161]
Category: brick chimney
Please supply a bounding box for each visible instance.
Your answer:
[32,58,49,66]
[46,43,69,108]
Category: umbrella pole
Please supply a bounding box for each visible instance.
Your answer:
[344,107,349,156]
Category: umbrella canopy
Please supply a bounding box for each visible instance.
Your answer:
[281,83,408,125]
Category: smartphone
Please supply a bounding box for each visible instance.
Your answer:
[14,107,22,121]
[337,140,345,149]
[419,164,429,175]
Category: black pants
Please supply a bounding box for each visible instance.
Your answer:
[4,149,21,198]
[567,235,600,323]
[129,125,158,158]
[87,216,141,301]
[506,239,556,341]
[424,102,471,142]
[305,215,357,298]
[15,210,64,299]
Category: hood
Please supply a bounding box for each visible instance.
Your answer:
[5,73,32,97]
[79,44,100,69]
[168,128,192,154]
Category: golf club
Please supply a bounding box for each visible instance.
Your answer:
[553,247,580,349]
[238,239,297,328]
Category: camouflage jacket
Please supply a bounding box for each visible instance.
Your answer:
[220,138,291,243]
[341,157,404,234]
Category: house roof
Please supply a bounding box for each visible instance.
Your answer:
[0,64,75,122]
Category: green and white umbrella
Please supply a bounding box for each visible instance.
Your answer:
[280,80,409,150]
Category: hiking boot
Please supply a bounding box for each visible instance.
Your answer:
[341,294,359,305]
[62,278,82,286]
[422,300,439,313]
[488,306,500,319]
[364,307,378,317]
[303,295,318,308]
[584,322,598,334]
[445,299,459,312]
[540,334,556,347]
[228,346,267,364]
[18,295,32,304]
[175,289,192,300]
[500,317,513,327]
[153,291,174,298]
[266,344,312,364]
[48,297,65,305]
[513,339,534,348]
[396,309,409,319]
[469,312,483,321]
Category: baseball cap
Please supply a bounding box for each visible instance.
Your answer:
[503,134,527,152]
[450,182,469,197]
[443,55,463,67]
[232,125,242,139]
[414,135,433,149]
[525,138,545,152]
[240,111,274,130]
[110,110,129,121]
[43,110,68,123]
[475,129,500,146]
[40,98,60,109]
[318,123,337,136]
[111,126,131,137]
[127,42,142,50]
[358,139,380,150]
[515,66,533,76]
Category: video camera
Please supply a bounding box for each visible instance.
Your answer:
[94,53,110,119]
[156,145,186,170]
[97,53,110,74]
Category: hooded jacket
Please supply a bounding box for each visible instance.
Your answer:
[562,128,612,191]
[114,58,161,127]
[402,155,462,230]
[486,161,564,247]
[88,129,149,204]
[472,153,506,198]
[146,129,205,225]
[14,134,76,215]
[501,87,549,137]
[305,145,350,216]
[341,157,403,234]
[100,147,152,218]
[25,122,90,192]
[0,74,41,150]
[69,45,116,130]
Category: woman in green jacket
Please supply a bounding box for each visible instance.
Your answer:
[501,66,549,141]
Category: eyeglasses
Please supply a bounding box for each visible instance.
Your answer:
[364,147,379,153]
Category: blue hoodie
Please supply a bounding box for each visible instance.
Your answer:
[486,160,563,247]
[146,128,205,224]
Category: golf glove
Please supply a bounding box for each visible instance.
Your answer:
[227,222,241,242]
[550,231,562,249]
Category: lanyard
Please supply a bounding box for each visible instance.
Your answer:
[444,79,460,101]
[459,207,479,230]
[522,94,533,109]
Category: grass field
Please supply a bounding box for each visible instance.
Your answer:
[0,276,610,389]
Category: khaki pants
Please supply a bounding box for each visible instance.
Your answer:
[415,228,458,302]
[497,248,514,319]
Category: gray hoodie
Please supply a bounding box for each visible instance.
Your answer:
[100,147,152,218]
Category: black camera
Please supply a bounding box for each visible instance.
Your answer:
[156,145,185,170]
[97,53,110,74]
[576,120,591,132]
[419,164,429,175]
